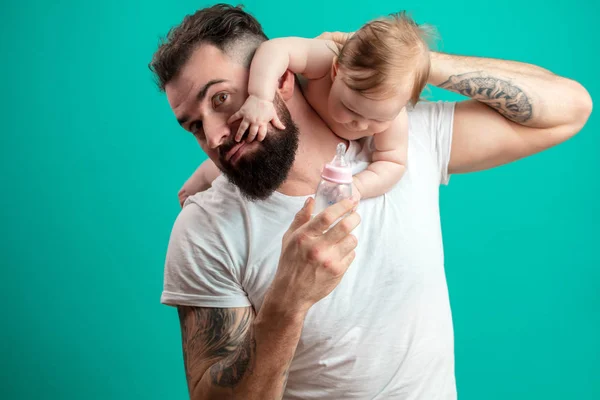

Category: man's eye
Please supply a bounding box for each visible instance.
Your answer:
[213,93,228,107]
[191,122,204,138]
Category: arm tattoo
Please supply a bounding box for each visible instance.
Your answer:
[439,71,533,123]
[178,306,255,391]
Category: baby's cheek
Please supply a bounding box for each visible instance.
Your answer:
[374,121,392,133]
[329,102,343,120]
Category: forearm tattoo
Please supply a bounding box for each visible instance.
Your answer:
[178,306,255,390]
[439,71,533,123]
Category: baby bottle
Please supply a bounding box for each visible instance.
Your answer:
[312,143,353,217]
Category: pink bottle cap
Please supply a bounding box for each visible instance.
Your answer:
[321,164,352,184]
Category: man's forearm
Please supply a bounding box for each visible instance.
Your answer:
[234,299,305,399]
[428,51,592,129]
[189,300,305,400]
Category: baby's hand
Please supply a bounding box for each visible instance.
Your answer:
[227,95,286,143]
[351,180,362,204]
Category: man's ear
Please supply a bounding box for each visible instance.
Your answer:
[277,69,296,101]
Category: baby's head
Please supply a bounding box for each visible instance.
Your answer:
[329,12,435,135]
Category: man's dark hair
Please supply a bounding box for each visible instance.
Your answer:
[149,4,268,91]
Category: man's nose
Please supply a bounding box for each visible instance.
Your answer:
[205,119,230,149]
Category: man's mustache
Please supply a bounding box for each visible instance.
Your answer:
[218,129,250,160]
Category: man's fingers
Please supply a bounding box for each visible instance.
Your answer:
[288,197,314,233]
[315,31,353,44]
[338,249,357,272]
[335,234,358,262]
[323,211,361,244]
[331,31,350,44]
[308,198,358,234]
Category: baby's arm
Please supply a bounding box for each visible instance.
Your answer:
[249,37,336,96]
[352,110,409,200]
[229,38,337,141]
[177,160,221,207]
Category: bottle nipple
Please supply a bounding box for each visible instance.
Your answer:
[331,142,348,167]
[320,142,352,184]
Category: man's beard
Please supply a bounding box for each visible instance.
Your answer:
[218,98,299,201]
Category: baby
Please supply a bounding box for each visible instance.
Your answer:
[178,12,434,206]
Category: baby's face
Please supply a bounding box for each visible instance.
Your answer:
[328,69,409,136]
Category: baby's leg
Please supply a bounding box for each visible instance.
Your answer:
[177,160,221,207]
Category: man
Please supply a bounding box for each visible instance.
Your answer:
[149,4,592,399]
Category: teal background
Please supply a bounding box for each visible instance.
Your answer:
[1,0,598,398]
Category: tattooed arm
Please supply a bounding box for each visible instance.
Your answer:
[171,198,360,399]
[428,52,593,173]
[177,304,303,400]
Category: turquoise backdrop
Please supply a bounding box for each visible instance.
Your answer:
[1,0,598,399]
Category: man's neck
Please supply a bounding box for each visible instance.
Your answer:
[277,91,347,197]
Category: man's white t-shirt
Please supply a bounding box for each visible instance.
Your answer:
[162,101,456,399]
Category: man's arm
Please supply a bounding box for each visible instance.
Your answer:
[177,304,304,400]
[428,52,593,173]
[173,198,360,400]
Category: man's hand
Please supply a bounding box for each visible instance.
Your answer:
[267,198,360,314]
[315,31,354,46]
[227,95,286,143]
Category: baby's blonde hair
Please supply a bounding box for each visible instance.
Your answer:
[336,12,436,105]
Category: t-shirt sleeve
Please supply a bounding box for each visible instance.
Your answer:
[412,101,456,185]
[160,202,252,308]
